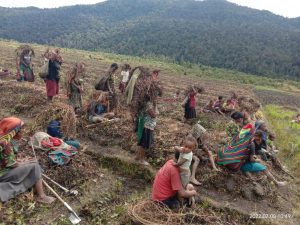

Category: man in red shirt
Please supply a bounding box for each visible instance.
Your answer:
[152,159,197,208]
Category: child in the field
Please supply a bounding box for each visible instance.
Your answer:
[173,135,198,207]
[213,96,224,115]
[202,99,214,113]
[173,136,197,187]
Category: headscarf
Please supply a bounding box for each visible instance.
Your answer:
[255,120,265,130]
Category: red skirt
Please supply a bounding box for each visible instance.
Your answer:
[46,80,59,97]
[119,82,126,93]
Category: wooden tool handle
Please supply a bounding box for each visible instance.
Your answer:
[42,180,65,204]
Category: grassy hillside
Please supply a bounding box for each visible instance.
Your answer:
[0,0,299,79]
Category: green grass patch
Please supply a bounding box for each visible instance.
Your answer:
[263,105,300,175]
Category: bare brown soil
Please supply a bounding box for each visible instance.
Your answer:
[0,41,299,224]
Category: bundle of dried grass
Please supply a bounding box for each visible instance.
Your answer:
[130,67,163,117]
[128,200,222,225]
[15,45,35,64]
[184,85,204,96]
[31,102,77,137]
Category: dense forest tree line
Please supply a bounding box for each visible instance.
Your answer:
[0,0,299,79]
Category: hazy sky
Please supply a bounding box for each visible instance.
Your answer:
[0,0,299,18]
[227,0,300,18]
[0,0,105,9]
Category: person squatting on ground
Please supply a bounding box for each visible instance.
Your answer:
[87,91,115,123]
[213,96,224,116]
[191,122,220,173]
[67,62,86,113]
[241,131,287,186]
[220,112,287,186]
[152,158,197,209]
[202,99,214,113]
[173,136,198,188]
[0,117,55,204]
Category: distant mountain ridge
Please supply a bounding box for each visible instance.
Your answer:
[0,0,299,79]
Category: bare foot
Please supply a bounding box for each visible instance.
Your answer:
[277,181,287,187]
[37,195,55,204]
[188,196,196,208]
[189,178,201,186]
[213,168,220,172]
[138,160,150,166]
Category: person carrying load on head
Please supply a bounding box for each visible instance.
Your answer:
[0,117,55,204]
[45,49,63,102]
[95,63,119,111]
[16,45,35,82]
[134,69,162,166]
[182,86,203,121]
[66,62,86,114]
[119,64,131,94]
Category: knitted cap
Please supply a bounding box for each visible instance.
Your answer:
[192,123,206,139]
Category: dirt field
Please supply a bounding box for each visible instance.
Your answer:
[0,40,299,225]
[254,89,300,110]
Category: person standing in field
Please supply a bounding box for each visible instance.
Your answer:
[16,45,35,82]
[135,70,162,165]
[119,64,131,94]
[67,62,86,113]
[45,49,63,102]
[183,86,203,121]
[95,63,119,111]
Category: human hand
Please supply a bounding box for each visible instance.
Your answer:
[174,146,181,151]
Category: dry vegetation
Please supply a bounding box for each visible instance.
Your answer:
[0,40,299,225]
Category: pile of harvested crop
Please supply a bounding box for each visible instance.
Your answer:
[30,102,77,137]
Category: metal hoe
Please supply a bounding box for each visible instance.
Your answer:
[43,180,81,224]
[42,174,79,196]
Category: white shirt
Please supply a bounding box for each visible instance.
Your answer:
[179,151,193,171]
[121,71,129,83]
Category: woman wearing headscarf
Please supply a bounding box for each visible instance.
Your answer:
[0,117,55,203]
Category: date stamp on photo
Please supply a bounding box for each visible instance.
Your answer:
[250,213,293,219]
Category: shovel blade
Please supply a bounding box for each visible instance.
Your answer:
[69,213,81,224]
